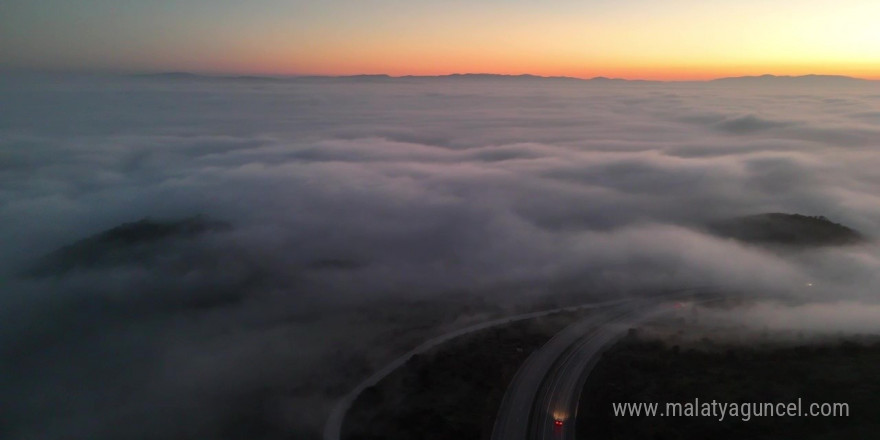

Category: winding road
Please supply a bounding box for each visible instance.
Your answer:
[322,298,629,440]
[324,288,716,440]
[491,301,665,440]
[493,290,719,440]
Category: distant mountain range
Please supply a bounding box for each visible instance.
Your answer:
[133,72,876,84]
[709,74,871,85]
[133,72,288,82]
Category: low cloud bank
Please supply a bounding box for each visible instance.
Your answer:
[1,76,879,439]
[701,301,880,334]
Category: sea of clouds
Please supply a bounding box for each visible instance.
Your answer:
[1,74,879,439]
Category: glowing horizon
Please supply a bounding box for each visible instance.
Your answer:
[2,0,879,81]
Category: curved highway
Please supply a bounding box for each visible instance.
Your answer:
[323,298,631,440]
[532,305,666,440]
[493,290,720,440]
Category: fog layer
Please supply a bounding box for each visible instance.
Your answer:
[1,75,879,439]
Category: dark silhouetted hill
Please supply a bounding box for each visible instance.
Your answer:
[708,213,865,246]
[23,216,231,277]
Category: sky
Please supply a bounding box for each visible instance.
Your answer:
[2,0,879,79]
[2,75,880,439]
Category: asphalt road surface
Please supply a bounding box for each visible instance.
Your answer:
[492,299,677,440]
[323,298,630,440]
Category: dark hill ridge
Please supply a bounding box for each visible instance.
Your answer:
[134,72,287,82]
[132,72,877,84]
[22,216,231,277]
[708,213,865,246]
[711,74,870,84]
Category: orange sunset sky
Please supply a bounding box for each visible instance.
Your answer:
[1,0,878,80]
